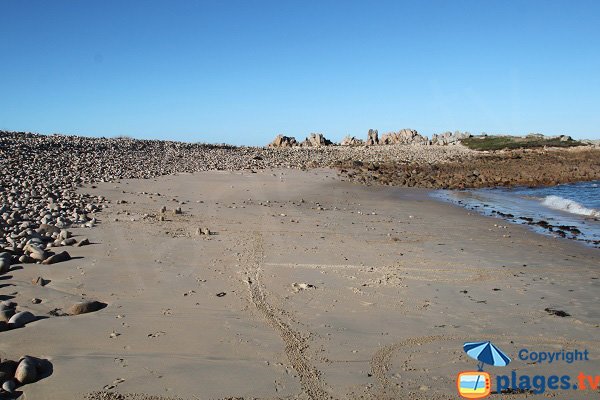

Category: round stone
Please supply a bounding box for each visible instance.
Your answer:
[68,300,107,315]
[8,311,36,327]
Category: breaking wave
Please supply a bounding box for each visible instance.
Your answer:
[541,195,600,217]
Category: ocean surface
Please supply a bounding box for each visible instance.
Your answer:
[433,180,600,248]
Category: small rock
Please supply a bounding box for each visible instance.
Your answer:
[32,276,49,286]
[2,379,15,393]
[0,258,10,274]
[8,311,36,327]
[0,309,15,322]
[38,224,60,235]
[41,251,71,265]
[14,356,38,384]
[76,237,90,247]
[31,298,42,304]
[19,254,35,263]
[61,238,77,246]
[545,307,570,317]
[292,282,316,292]
[68,300,107,315]
[0,360,18,383]
[0,300,17,310]
[26,244,49,261]
[196,227,211,236]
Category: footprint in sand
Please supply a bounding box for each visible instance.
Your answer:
[103,377,125,390]
[147,331,166,338]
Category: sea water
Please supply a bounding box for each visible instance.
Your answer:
[433,180,600,248]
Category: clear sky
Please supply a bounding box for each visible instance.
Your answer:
[1,1,599,145]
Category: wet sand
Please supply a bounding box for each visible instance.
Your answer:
[2,168,598,399]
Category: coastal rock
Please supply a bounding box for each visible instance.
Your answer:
[61,237,77,246]
[41,251,71,264]
[340,136,364,146]
[32,276,49,286]
[0,360,18,382]
[8,311,36,327]
[0,258,10,274]
[76,237,90,247]
[301,133,332,147]
[0,301,17,310]
[14,356,38,384]
[366,129,379,145]
[24,243,49,261]
[68,300,107,315]
[196,227,211,236]
[2,379,15,393]
[37,224,60,235]
[431,131,471,145]
[268,134,297,148]
[0,308,15,322]
[19,254,35,263]
[380,129,428,145]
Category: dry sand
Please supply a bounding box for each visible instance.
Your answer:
[1,168,598,399]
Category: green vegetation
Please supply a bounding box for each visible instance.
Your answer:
[461,135,584,151]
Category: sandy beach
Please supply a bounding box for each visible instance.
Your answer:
[1,168,598,399]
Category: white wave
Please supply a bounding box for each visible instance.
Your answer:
[541,195,600,217]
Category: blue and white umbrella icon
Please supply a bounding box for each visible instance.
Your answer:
[463,341,511,371]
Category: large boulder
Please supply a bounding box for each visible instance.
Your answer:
[366,129,379,145]
[431,131,471,145]
[380,129,429,145]
[301,133,332,147]
[340,136,364,146]
[268,134,297,148]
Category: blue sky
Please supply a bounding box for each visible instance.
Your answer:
[1,1,599,145]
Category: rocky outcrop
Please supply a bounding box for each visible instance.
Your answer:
[301,133,332,147]
[431,131,472,145]
[337,148,600,189]
[366,129,379,146]
[340,136,364,146]
[380,129,429,145]
[268,134,297,148]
